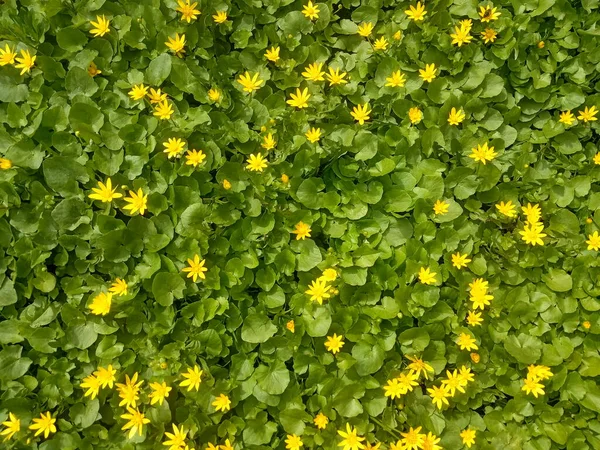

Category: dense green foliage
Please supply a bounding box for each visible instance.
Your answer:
[1,0,600,449]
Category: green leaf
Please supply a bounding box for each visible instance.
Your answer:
[542,269,572,292]
[152,272,185,306]
[241,313,277,343]
[352,341,385,376]
[504,334,543,364]
[146,53,172,86]
[255,360,290,395]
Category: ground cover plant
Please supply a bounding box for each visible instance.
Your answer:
[0,0,599,449]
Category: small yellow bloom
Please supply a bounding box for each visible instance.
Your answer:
[586,231,600,250]
[287,87,311,109]
[583,321,591,329]
[89,178,122,203]
[246,153,268,172]
[451,252,471,269]
[0,158,12,170]
[457,333,478,351]
[109,278,128,296]
[208,88,221,102]
[163,137,186,159]
[305,127,322,143]
[373,36,388,51]
[495,200,517,218]
[320,268,337,282]
[418,267,436,285]
[427,384,451,410]
[481,27,498,43]
[519,222,547,246]
[265,46,280,62]
[148,88,167,104]
[448,107,465,125]
[393,30,402,40]
[338,423,366,450]
[479,5,501,22]
[302,62,326,82]
[123,188,149,216]
[237,71,264,93]
[470,352,480,363]
[325,67,348,86]
[469,142,497,164]
[433,199,449,215]
[182,254,208,282]
[522,203,542,224]
[223,179,232,190]
[120,407,150,439]
[80,374,102,399]
[129,84,148,101]
[180,365,203,391]
[281,174,290,183]
[0,412,20,441]
[89,292,112,316]
[94,365,117,388]
[460,428,476,448]
[385,70,406,87]
[466,310,483,326]
[522,376,545,398]
[176,0,201,23]
[450,23,473,47]
[324,333,344,354]
[419,63,437,82]
[405,2,427,21]
[351,103,371,125]
[213,11,228,24]
[292,221,311,240]
[578,106,598,122]
[559,110,575,125]
[286,320,295,333]
[357,22,374,37]
[154,100,174,120]
[116,373,143,409]
[28,412,56,439]
[527,364,553,381]
[90,15,110,37]
[0,44,17,66]
[88,61,101,77]
[285,434,303,450]
[313,412,328,430]
[166,33,186,56]
[212,394,232,412]
[186,149,207,167]
[408,107,422,124]
[14,49,36,75]
[537,40,545,48]
[302,1,320,20]
[305,279,331,304]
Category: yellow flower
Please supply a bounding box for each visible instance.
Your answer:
[405,2,427,21]
[586,231,600,250]
[116,373,144,408]
[481,28,498,44]
[325,333,344,354]
[292,221,311,240]
[176,0,201,23]
[0,158,12,170]
[458,365,475,385]
[80,374,102,399]
[121,407,150,439]
[221,439,234,450]
[384,378,405,399]
[385,70,406,87]
[393,30,402,40]
[302,1,320,20]
[287,87,311,109]
[578,106,598,122]
[28,412,56,439]
[89,292,112,316]
[147,88,167,104]
[109,278,128,296]
[123,188,149,216]
[89,178,122,203]
[166,33,186,56]
[460,429,476,448]
[246,153,268,172]
[427,384,451,410]
[396,371,419,394]
[527,364,553,381]
[338,423,365,450]
[419,63,437,82]
[457,333,478,351]
[320,268,337,282]
[461,19,473,31]
[186,149,207,167]
[286,320,295,333]
[0,44,17,66]
[149,381,172,405]
[285,434,303,450]
[406,355,434,379]
[583,320,591,329]
[373,37,388,51]
[408,107,422,124]
[237,71,264,93]
[325,67,348,86]
[94,365,117,388]
[422,432,442,450]
[208,88,221,102]
[265,46,280,62]
[262,134,276,150]
[441,369,466,396]
[164,137,186,159]
[313,412,328,430]
[351,103,371,125]
[154,100,174,120]
[88,61,101,77]
[302,62,326,81]
[401,426,425,450]
[90,15,110,37]
[129,84,148,100]
[559,110,575,125]
[282,174,290,183]
[496,200,517,217]
[305,279,331,304]
[213,11,228,24]
[519,222,547,246]
[451,252,471,269]
[305,127,322,143]
[537,40,545,48]
[469,142,497,164]
[223,179,232,190]
[418,267,436,285]
[479,5,501,22]
[469,279,493,310]
[183,254,208,282]
[522,376,545,397]
[180,365,203,391]
[0,413,20,441]
[357,22,374,37]
[522,203,542,224]
[466,310,483,326]
[448,107,465,125]
[433,199,448,215]
[212,394,232,412]
[470,352,480,363]
[450,23,473,47]
[14,49,36,75]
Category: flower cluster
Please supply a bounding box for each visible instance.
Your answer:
[519,203,546,246]
[0,43,36,75]
[305,268,339,305]
[427,365,475,410]
[522,365,553,398]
